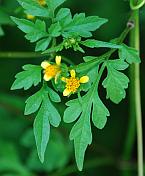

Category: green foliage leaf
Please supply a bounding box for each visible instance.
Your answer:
[61,13,108,38]
[46,0,66,12]
[55,8,71,21]
[48,22,61,37]
[11,65,42,90]
[81,39,121,49]
[119,44,141,64]
[64,77,109,170]
[11,17,48,42]
[102,60,129,104]
[17,0,50,17]
[35,37,52,51]
[34,98,50,163]
[25,88,44,115]
[26,86,61,162]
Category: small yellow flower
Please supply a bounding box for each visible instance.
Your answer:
[38,0,46,6]
[62,70,89,96]
[41,56,62,82]
[26,14,35,20]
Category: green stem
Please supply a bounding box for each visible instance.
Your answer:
[0,51,74,64]
[123,8,143,176]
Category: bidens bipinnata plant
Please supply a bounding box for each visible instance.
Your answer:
[11,0,141,171]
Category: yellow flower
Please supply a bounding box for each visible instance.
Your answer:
[62,70,89,96]
[38,0,46,6]
[26,14,35,20]
[41,56,62,82]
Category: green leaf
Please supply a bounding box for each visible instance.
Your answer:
[11,65,42,90]
[17,0,50,17]
[102,60,129,104]
[48,22,61,37]
[64,77,109,170]
[25,88,45,115]
[26,86,61,162]
[35,37,52,51]
[64,99,82,123]
[119,44,141,64]
[81,39,121,49]
[55,8,71,21]
[47,87,61,103]
[46,0,66,11]
[11,17,48,42]
[34,98,50,163]
[62,13,108,38]
[92,92,110,129]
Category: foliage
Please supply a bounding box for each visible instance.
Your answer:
[9,0,141,172]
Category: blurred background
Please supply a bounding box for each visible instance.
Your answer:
[0,0,145,175]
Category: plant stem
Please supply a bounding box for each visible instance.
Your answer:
[123,9,143,176]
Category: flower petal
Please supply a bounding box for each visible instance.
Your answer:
[41,61,50,69]
[55,56,61,65]
[70,70,76,78]
[63,89,71,96]
[61,77,68,82]
[79,76,89,83]
[26,14,35,20]
[44,74,52,81]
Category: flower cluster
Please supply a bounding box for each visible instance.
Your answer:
[41,56,89,96]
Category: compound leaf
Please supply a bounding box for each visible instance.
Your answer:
[102,60,129,104]
[11,17,48,42]
[17,0,50,17]
[81,39,121,49]
[11,64,42,90]
[119,44,141,64]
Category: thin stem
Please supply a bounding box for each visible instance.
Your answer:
[123,7,143,176]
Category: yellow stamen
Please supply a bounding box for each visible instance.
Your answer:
[62,70,89,96]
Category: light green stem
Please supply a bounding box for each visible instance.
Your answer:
[128,9,143,176]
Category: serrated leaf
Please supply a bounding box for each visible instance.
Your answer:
[17,0,50,17]
[107,59,129,70]
[64,75,109,170]
[35,37,52,52]
[102,61,129,104]
[81,39,121,49]
[33,88,61,163]
[46,0,66,11]
[92,92,110,129]
[62,13,108,38]
[11,65,42,90]
[11,17,48,42]
[48,22,61,37]
[34,98,50,163]
[47,87,61,103]
[119,44,141,64]
[70,103,92,171]
[55,8,71,21]
[63,99,82,123]
[25,88,45,115]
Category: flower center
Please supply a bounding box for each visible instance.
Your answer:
[45,65,60,78]
[66,77,80,93]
